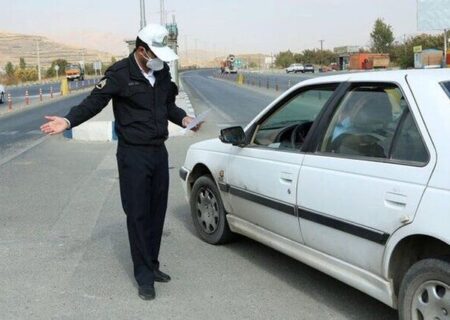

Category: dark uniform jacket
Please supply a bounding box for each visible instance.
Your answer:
[65,52,187,145]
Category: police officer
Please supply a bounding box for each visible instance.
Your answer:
[40,24,198,301]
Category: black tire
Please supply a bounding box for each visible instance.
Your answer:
[398,258,450,320]
[0,92,4,104]
[190,175,234,245]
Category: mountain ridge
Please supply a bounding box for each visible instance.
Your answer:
[0,31,119,70]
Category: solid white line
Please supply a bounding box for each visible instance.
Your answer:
[0,135,48,167]
[0,131,19,135]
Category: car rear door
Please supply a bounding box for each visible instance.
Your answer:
[296,79,436,275]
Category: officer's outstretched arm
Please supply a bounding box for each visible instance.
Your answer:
[64,73,121,128]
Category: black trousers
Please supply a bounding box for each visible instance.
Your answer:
[116,143,169,286]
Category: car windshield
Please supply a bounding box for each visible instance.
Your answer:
[65,65,79,70]
[259,88,335,130]
[441,82,450,99]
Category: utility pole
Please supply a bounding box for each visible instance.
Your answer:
[319,40,325,66]
[184,35,189,65]
[36,38,42,82]
[194,38,198,66]
[444,29,448,68]
[140,0,147,29]
[160,0,165,25]
[403,34,407,56]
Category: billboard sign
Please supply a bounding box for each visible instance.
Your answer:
[417,0,450,30]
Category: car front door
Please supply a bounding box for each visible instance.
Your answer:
[297,81,436,275]
[224,84,339,243]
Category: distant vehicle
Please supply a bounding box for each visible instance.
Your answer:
[285,63,304,73]
[0,84,4,103]
[303,64,315,73]
[320,63,339,72]
[65,64,85,81]
[220,55,238,74]
[180,69,450,320]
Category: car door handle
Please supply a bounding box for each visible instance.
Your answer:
[384,192,407,209]
[279,172,293,184]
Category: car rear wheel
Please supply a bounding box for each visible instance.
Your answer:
[190,175,234,245]
[399,258,450,320]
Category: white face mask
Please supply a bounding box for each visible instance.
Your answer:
[141,51,164,71]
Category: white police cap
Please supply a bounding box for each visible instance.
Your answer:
[137,24,178,62]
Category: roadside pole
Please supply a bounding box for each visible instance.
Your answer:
[444,29,448,68]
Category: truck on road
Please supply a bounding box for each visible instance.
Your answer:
[220,54,238,74]
[65,63,85,81]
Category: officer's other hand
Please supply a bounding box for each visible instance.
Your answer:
[40,116,69,135]
[182,116,202,132]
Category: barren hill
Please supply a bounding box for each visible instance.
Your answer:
[0,31,118,70]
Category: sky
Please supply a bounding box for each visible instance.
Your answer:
[0,0,433,57]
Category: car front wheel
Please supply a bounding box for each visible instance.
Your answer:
[399,258,450,320]
[190,175,234,245]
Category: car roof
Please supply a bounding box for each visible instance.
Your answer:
[296,69,449,87]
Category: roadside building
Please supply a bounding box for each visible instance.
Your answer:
[334,46,360,70]
[414,48,445,69]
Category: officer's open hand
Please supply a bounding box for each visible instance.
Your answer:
[40,116,69,135]
[182,116,202,132]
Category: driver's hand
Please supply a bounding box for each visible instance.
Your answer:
[40,116,69,135]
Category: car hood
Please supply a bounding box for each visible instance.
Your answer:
[188,138,223,151]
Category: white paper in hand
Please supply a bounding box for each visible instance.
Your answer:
[182,109,210,134]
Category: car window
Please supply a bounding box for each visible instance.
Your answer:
[320,84,407,159]
[441,81,450,98]
[253,85,337,150]
[390,110,428,163]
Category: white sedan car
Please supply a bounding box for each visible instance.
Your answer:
[286,63,304,73]
[180,69,450,320]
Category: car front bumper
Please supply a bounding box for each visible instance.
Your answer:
[179,166,190,202]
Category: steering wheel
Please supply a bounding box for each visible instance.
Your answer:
[290,122,313,149]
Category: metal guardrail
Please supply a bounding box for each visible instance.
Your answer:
[1,78,100,114]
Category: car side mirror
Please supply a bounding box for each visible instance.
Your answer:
[219,126,246,146]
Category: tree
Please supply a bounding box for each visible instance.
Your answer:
[15,68,38,82]
[84,63,94,75]
[5,62,15,77]
[370,18,394,53]
[19,57,26,69]
[390,33,444,68]
[46,59,69,78]
[275,50,295,68]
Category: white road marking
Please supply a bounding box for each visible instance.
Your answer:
[0,131,19,135]
[0,136,48,167]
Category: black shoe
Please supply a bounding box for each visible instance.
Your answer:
[154,269,171,283]
[138,284,155,300]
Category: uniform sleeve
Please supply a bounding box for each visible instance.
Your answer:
[167,82,187,127]
[64,71,121,128]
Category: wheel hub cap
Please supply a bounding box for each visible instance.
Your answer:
[412,280,450,320]
[196,187,219,234]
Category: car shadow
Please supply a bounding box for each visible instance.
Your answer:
[171,202,397,320]
[226,238,397,320]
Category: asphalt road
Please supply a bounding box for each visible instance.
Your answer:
[0,69,398,319]
[0,91,89,161]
